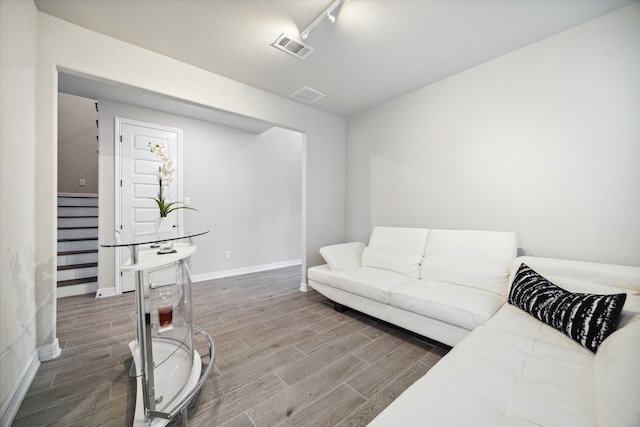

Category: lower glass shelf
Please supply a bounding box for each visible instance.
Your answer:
[129,326,213,426]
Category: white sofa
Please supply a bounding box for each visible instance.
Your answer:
[308,227,640,426]
[308,227,518,346]
[368,256,640,426]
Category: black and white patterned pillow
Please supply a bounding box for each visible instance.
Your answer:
[508,263,626,352]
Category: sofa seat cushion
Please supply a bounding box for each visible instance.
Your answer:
[389,279,505,331]
[323,267,415,304]
[369,304,600,427]
[594,315,640,426]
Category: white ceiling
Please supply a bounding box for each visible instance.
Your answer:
[36,0,635,118]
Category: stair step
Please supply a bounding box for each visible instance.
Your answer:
[58,229,99,240]
[57,196,100,295]
[58,226,98,230]
[58,239,99,252]
[57,206,98,217]
[57,262,98,271]
[58,237,99,242]
[57,277,98,287]
[57,265,98,281]
[57,195,98,207]
[58,249,98,256]
[58,217,99,228]
[58,250,98,267]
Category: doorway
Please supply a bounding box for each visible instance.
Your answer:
[59,73,306,300]
[56,93,100,298]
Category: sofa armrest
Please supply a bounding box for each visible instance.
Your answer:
[319,242,366,270]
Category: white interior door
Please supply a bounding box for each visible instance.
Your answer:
[116,118,183,292]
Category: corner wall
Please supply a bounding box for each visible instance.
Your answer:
[346,3,640,266]
[0,0,40,423]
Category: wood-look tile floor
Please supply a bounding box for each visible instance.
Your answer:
[13,266,450,426]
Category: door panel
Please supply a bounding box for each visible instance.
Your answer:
[117,119,182,292]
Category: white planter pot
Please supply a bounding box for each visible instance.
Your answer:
[154,217,174,233]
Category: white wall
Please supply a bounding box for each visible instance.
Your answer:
[58,93,99,194]
[184,125,303,276]
[96,99,302,290]
[0,0,40,422]
[346,3,640,267]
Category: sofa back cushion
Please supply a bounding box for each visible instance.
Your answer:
[594,315,640,426]
[319,242,367,271]
[361,227,429,278]
[509,256,640,315]
[421,229,517,296]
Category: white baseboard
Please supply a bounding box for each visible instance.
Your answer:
[0,351,40,427]
[56,282,99,299]
[192,259,302,283]
[95,286,117,298]
[97,261,302,297]
[299,281,313,292]
[38,338,61,361]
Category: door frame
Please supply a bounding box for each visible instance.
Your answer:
[113,117,184,294]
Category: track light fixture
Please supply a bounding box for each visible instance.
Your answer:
[300,0,344,40]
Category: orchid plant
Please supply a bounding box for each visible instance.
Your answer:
[149,142,195,217]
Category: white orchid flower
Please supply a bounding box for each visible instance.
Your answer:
[148,142,195,217]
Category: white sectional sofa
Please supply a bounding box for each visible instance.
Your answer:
[308,227,640,426]
[369,256,640,427]
[308,227,518,346]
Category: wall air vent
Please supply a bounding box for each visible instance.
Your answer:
[272,34,314,60]
[291,86,326,104]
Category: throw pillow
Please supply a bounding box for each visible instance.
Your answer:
[508,263,626,352]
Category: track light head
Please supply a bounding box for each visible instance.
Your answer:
[299,0,344,40]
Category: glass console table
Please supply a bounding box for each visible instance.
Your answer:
[101,228,214,426]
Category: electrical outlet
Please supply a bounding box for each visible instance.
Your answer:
[184,196,191,206]
[224,251,231,260]
[79,179,86,186]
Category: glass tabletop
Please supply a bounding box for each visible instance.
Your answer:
[100,227,209,248]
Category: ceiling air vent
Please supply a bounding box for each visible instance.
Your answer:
[272,34,314,60]
[291,86,326,104]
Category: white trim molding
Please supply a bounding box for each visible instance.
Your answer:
[57,282,99,299]
[0,351,40,427]
[37,338,61,361]
[95,286,117,298]
[192,259,302,283]
[299,281,313,292]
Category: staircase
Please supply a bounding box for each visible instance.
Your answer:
[57,195,99,298]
